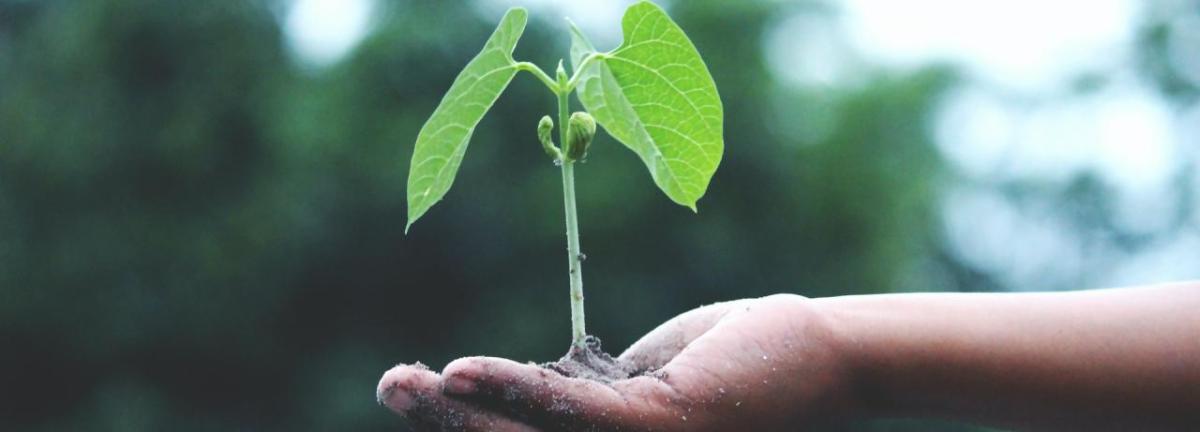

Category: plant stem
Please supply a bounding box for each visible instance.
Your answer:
[515,62,559,92]
[563,53,607,92]
[557,86,587,350]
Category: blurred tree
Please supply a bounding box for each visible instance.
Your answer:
[1,0,305,429]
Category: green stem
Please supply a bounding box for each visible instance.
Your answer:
[563,53,607,92]
[514,53,605,96]
[516,62,560,92]
[557,83,587,350]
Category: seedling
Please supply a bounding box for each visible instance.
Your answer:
[406,2,723,357]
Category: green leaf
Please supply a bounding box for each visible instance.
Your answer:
[406,8,527,232]
[570,2,723,211]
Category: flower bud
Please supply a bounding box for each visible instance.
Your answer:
[565,112,596,161]
[537,115,559,158]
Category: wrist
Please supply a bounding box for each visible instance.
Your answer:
[767,294,876,424]
[811,295,901,421]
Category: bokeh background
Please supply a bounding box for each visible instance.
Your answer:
[1,0,1197,430]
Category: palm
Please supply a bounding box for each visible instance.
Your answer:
[611,294,847,430]
[377,294,847,431]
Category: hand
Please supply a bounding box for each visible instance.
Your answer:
[377,294,855,431]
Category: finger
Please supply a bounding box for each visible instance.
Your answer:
[442,357,686,430]
[377,363,539,432]
[619,300,743,372]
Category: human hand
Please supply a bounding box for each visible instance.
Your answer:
[377,294,854,431]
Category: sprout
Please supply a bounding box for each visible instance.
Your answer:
[405,2,723,350]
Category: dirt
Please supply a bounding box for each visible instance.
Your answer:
[542,335,639,384]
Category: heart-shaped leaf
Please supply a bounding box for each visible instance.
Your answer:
[570,2,723,211]
[406,8,527,232]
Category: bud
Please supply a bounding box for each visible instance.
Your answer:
[537,115,560,159]
[565,111,596,161]
[555,60,568,85]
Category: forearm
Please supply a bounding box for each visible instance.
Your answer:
[816,283,1200,431]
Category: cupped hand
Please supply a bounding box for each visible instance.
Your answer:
[377,294,854,431]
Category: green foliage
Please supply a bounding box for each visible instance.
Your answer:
[570,2,723,211]
[405,8,528,232]
[405,1,724,231]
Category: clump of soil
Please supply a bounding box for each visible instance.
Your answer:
[542,335,638,384]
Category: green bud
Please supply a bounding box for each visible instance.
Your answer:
[537,115,560,159]
[555,60,568,85]
[566,112,596,161]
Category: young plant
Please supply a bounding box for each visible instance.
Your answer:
[406,2,723,353]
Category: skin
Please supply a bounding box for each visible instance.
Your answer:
[377,282,1200,431]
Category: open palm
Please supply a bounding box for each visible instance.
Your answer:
[377,294,851,431]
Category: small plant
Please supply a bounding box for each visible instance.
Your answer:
[406,1,722,366]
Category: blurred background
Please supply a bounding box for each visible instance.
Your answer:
[1,0,1196,430]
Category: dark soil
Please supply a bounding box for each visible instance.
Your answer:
[542,335,639,384]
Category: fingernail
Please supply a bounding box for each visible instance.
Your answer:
[378,385,415,412]
[443,376,477,395]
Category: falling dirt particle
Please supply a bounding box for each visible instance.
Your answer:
[762,380,769,385]
[718,387,726,394]
[736,401,742,407]
[761,355,768,361]
[681,416,688,421]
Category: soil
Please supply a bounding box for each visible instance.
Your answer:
[542,335,639,383]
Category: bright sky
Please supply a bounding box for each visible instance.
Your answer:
[841,0,1137,92]
[283,0,374,67]
[283,0,632,65]
[475,0,633,50]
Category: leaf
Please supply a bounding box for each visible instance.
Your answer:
[406,8,527,232]
[570,2,723,211]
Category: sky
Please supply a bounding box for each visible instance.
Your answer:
[281,0,1200,290]
[282,0,374,68]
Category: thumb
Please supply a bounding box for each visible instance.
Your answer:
[618,300,743,372]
